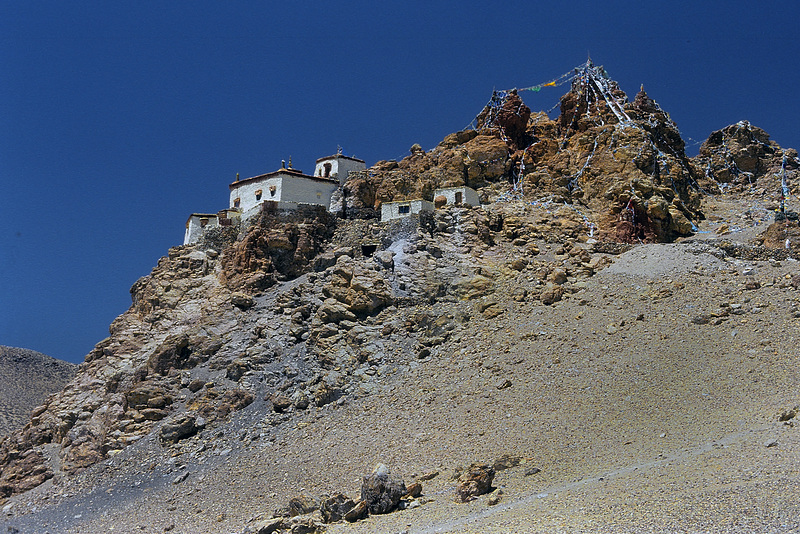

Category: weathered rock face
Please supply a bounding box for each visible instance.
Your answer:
[221,204,337,292]
[0,245,238,492]
[0,206,336,497]
[520,65,704,243]
[694,121,799,196]
[475,89,532,150]
[320,257,393,317]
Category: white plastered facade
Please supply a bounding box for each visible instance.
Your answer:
[314,155,366,184]
[433,186,480,207]
[184,214,219,245]
[380,199,434,222]
[229,171,339,219]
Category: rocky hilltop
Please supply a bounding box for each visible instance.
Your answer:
[0,347,76,437]
[2,62,799,533]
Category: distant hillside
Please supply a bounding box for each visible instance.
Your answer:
[0,346,77,436]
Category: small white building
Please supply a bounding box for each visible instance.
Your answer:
[184,209,241,245]
[314,153,366,184]
[229,167,339,219]
[380,199,434,222]
[433,186,480,207]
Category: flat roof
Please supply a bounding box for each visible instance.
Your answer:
[382,198,427,204]
[434,186,477,192]
[230,169,338,189]
[315,154,366,164]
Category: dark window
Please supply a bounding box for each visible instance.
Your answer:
[324,162,332,177]
[234,198,240,208]
[455,191,463,204]
[270,185,277,197]
[398,205,410,214]
[200,218,209,228]
[255,189,262,201]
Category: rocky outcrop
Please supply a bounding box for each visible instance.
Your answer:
[0,206,335,497]
[221,204,336,292]
[695,121,798,192]
[338,60,707,244]
[761,219,800,255]
[319,493,356,523]
[320,257,393,317]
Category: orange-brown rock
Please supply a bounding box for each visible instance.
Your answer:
[220,203,336,292]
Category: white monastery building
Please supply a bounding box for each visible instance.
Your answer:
[314,154,366,182]
[182,150,483,244]
[184,209,240,245]
[380,186,480,222]
[380,199,435,222]
[183,152,366,245]
[229,167,339,218]
[433,186,480,208]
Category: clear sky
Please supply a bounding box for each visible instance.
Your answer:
[2,1,798,364]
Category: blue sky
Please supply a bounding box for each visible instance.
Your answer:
[2,2,798,363]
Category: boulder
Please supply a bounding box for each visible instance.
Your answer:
[540,283,563,305]
[361,463,406,514]
[159,414,201,444]
[316,298,357,324]
[344,500,368,522]
[231,292,255,309]
[456,463,495,502]
[319,493,355,523]
[287,494,319,517]
[270,393,292,413]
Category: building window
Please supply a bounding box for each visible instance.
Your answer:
[324,162,332,177]
[398,205,410,214]
[269,185,277,197]
[455,191,463,204]
[255,189,262,201]
[200,218,209,228]
[234,197,240,208]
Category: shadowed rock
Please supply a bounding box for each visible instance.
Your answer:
[361,463,406,515]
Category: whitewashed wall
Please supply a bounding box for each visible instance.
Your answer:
[229,176,283,213]
[230,173,339,220]
[314,155,366,184]
[184,214,219,245]
[433,186,480,207]
[380,200,434,222]
[281,176,339,209]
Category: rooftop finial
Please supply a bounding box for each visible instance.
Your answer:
[337,145,343,156]
[288,156,293,169]
[281,159,286,169]
[236,172,240,182]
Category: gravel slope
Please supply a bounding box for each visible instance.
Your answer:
[0,346,77,437]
